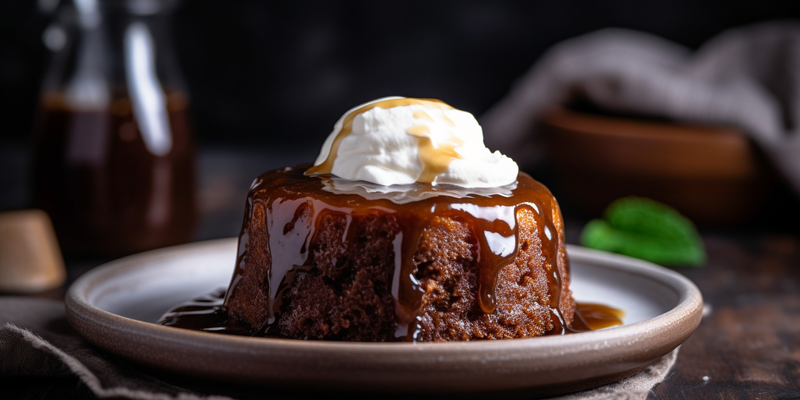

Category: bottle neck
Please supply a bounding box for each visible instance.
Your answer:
[75,0,179,18]
[43,0,185,110]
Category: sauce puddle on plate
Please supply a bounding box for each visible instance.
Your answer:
[158,290,625,338]
[575,302,625,330]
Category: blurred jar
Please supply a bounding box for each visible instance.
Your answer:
[33,0,196,255]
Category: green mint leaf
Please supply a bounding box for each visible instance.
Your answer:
[580,197,706,267]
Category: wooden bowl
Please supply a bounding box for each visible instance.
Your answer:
[541,107,772,225]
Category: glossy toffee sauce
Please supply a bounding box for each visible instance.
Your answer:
[160,166,628,339]
[576,303,625,330]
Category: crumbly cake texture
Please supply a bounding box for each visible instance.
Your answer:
[410,207,574,341]
[224,195,575,342]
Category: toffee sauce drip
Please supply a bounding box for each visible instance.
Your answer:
[218,165,568,340]
[158,289,253,335]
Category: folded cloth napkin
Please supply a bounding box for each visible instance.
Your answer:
[0,297,676,400]
[0,297,234,400]
[482,21,800,195]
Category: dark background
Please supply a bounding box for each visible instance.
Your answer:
[3,5,800,398]
[2,0,800,235]
[2,0,799,149]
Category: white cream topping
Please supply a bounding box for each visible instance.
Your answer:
[307,96,518,187]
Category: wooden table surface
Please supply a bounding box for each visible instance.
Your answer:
[647,231,800,399]
[1,145,799,399]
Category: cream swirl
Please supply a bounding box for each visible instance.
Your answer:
[307,97,518,187]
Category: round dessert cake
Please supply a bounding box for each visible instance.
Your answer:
[161,97,579,342]
[221,167,575,342]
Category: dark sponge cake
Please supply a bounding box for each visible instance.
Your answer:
[222,165,575,342]
[414,209,574,341]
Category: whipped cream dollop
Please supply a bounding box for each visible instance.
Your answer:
[306,97,518,187]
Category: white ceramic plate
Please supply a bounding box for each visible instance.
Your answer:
[66,238,702,396]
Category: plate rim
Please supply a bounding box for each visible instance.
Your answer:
[65,238,703,393]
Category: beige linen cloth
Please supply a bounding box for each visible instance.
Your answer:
[482,21,800,196]
[0,297,676,399]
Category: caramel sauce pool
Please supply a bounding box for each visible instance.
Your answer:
[576,303,625,330]
[159,290,625,336]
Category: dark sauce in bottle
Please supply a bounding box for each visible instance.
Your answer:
[32,91,196,255]
[33,0,195,255]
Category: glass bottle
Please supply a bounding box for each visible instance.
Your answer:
[33,0,196,255]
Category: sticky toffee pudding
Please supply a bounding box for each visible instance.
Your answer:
[162,167,581,341]
[160,97,617,341]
